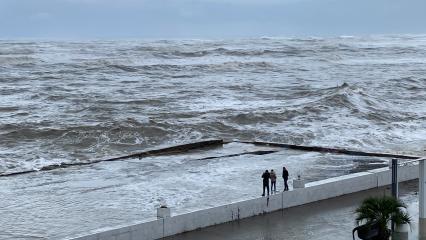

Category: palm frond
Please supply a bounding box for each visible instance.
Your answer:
[392,210,411,225]
[355,195,411,233]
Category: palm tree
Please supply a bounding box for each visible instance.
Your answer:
[354,196,411,240]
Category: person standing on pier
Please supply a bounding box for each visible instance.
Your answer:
[261,170,270,196]
[282,167,289,191]
[270,169,277,193]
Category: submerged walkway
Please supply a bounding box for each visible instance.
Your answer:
[166,180,420,240]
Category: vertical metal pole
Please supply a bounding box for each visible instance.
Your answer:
[391,159,398,234]
[391,159,398,199]
[420,159,426,239]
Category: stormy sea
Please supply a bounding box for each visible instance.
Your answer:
[0,35,425,239]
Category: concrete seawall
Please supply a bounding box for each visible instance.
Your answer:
[65,164,419,240]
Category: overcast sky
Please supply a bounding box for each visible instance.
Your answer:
[1,0,426,39]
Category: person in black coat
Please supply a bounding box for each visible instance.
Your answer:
[261,170,270,196]
[282,167,289,191]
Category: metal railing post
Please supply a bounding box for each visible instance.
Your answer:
[420,159,426,239]
[391,158,398,199]
[391,158,398,234]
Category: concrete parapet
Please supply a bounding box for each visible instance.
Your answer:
[293,179,305,188]
[367,165,419,188]
[67,219,163,240]
[65,165,420,240]
[163,204,236,236]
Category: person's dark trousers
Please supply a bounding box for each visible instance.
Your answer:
[284,178,289,191]
[271,181,276,192]
[262,183,269,196]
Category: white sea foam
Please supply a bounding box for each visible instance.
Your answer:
[0,35,425,239]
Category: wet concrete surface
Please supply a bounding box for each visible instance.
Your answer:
[166,180,420,240]
[0,142,393,239]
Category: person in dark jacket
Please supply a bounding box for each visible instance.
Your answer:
[270,169,277,193]
[282,167,289,191]
[261,170,270,196]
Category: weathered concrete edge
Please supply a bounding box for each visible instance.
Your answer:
[1,139,224,177]
[236,140,421,159]
[64,164,419,240]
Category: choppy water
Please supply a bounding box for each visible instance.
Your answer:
[1,36,426,174]
[0,144,391,240]
[1,35,426,239]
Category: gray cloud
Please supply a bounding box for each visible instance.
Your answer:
[0,0,425,38]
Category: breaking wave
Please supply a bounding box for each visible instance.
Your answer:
[1,36,426,174]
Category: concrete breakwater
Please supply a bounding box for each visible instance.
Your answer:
[3,139,420,177]
[65,164,419,240]
[0,140,224,177]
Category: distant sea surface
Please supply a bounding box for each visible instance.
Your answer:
[1,35,425,175]
[1,36,426,239]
